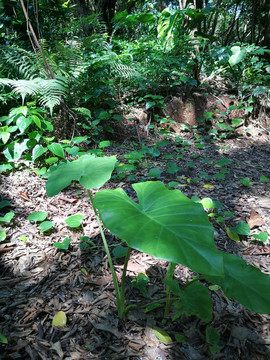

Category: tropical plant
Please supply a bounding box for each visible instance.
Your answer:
[46,155,270,320]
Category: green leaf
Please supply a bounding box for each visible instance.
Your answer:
[16,116,32,133]
[32,145,47,161]
[200,198,215,209]
[65,214,84,228]
[28,211,47,222]
[0,212,14,223]
[181,281,213,322]
[175,334,186,342]
[229,46,247,66]
[52,311,67,326]
[0,332,8,344]
[230,221,250,236]
[72,136,88,144]
[112,245,128,258]
[19,235,27,242]
[0,200,11,209]
[45,157,59,164]
[99,140,110,148]
[240,178,251,187]
[31,115,42,129]
[148,168,162,178]
[94,181,223,276]
[226,226,240,242]
[0,230,6,242]
[48,143,65,158]
[253,232,268,243]
[131,273,149,298]
[260,175,268,183]
[46,155,116,197]
[153,326,173,343]
[205,252,270,314]
[40,221,54,232]
[53,237,71,250]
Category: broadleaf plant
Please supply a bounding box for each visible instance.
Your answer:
[46,155,270,319]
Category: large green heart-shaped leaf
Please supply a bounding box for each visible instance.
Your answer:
[229,46,247,66]
[46,155,116,197]
[94,181,223,276]
[205,252,270,314]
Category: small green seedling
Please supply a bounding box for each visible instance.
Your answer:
[28,211,47,222]
[240,178,251,187]
[65,214,84,228]
[252,232,268,243]
[53,237,71,250]
[206,326,223,354]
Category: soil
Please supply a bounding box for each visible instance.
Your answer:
[0,109,270,359]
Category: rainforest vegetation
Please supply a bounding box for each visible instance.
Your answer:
[0,1,270,359]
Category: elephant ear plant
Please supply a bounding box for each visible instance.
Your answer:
[46,155,270,320]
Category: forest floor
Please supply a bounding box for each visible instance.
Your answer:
[0,123,270,360]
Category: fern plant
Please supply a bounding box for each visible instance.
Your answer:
[0,77,68,115]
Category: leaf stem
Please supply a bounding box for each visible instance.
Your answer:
[164,262,176,319]
[87,189,124,318]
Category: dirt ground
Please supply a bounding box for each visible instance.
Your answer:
[0,122,270,359]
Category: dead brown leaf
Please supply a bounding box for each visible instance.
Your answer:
[248,207,264,229]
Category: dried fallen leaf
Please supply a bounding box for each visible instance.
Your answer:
[18,191,30,201]
[203,184,214,189]
[248,207,264,229]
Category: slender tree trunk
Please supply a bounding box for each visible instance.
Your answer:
[19,0,55,79]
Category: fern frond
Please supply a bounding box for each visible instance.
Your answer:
[0,77,68,115]
[0,45,41,79]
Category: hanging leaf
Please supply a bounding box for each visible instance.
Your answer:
[205,252,270,314]
[32,145,48,161]
[48,143,65,158]
[46,155,116,197]
[94,181,224,276]
[52,311,67,326]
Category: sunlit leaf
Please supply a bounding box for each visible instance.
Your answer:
[153,326,173,343]
[53,237,71,250]
[52,311,67,326]
[28,211,47,222]
[46,155,116,197]
[40,221,54,232]
[65,214,84,228]
[226,227,240,242]
[94,181,223,276]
